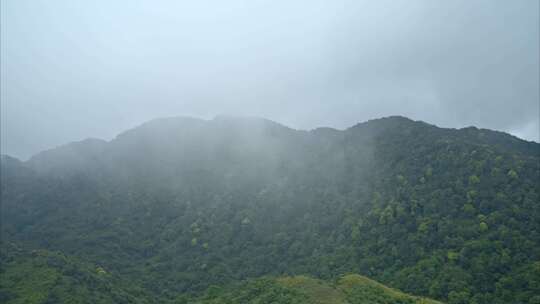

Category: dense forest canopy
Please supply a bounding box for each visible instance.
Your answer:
[1,116,539,304]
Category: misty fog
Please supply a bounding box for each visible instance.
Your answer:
[1,0,538,159]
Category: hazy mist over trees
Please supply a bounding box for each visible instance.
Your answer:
[1,0,538,159]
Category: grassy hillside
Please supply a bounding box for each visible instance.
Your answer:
[195,274,442,304]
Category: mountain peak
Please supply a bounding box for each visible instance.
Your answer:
[354,115,425,128]
[211,115,294,131]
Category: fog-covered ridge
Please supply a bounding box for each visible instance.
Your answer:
[2,114,539,303]
[8,115,537,166]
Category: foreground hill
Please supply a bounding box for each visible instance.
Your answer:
[194,274,442,304]
[0,244,440,304]
[0,244,153,304]
[1,116,539,303]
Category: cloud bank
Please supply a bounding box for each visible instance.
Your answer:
[1,0,538,159]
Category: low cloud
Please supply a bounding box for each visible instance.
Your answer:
[1,0,538,159]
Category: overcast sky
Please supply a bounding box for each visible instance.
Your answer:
[1,0,539,159]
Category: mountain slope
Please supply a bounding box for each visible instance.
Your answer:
[194,274,442,304]
[0,243,152,304]
[0,243,441,304]
[1,116,539,304]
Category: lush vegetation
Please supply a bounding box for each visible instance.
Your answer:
[0,243,440,304]
[0,243,152,304]
[1,116,539,303]
[194,274,441,304]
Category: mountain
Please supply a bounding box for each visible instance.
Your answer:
[1,116,539,304]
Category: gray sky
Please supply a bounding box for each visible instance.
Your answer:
[2,0,539,160]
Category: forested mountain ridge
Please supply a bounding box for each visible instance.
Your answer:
[1,116,539,304]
